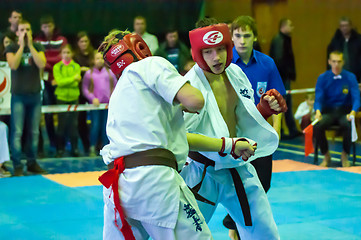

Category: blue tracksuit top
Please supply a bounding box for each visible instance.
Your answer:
[232,47,286,105]
[314,69,360,112]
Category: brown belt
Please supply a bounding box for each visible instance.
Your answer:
[107,148,178,171]
[100,147,177,240]
[188,151,252,226]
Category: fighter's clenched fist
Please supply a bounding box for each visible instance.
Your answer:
[218,137,257,161]
[257,89,288,119]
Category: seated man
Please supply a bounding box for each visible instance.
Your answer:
[314,51,360,167]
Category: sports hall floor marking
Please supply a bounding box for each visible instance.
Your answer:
[273,159,327,172]
[43,159,361,188]
[45,171,104,187]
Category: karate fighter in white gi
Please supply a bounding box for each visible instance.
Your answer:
[97,30,255,240]
[180,19,287,240]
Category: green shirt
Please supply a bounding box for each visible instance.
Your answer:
[53,60,81,101]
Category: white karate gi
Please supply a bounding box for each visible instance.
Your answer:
[0,121,10,164]
[180,63,280,240]
[100,57,212,240]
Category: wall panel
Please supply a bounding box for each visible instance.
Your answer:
[206,0,361,114]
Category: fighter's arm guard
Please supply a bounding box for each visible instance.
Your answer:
[257,89,288,120]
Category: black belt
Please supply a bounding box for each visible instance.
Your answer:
[188,151,252,226]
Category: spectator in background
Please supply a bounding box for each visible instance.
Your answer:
[314,51,360,167]
[154,28,191,73]
[294,92,315,130]
[133,15,159,54]
[0,33,13,61]
[231,16,285,136]
[327,16,361,82]
[223,15,286,240]
[5,19,47,176]
[74,31,94,74]
[231,15,285,188]
[34,15,68,153]
[270,18,301,139]
[3,10,22,42]
[0,121,11,178]
[74,31,94,155]
[53,44,81,157]
[82,51,117,157]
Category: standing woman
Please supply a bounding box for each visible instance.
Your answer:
[82,51,117,156]
[73,31,94,155]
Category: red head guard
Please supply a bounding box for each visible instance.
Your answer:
[102,33,152,78]
[189,23,233,73]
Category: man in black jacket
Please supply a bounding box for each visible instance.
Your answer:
[270,18,300,139]
[327,16,361,82]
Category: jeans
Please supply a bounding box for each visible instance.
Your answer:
[10,93,41,168]
[90,109,109,148]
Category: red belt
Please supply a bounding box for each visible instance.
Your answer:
[98,148,177,240]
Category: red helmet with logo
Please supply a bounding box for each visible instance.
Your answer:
[101,33,152,78]
[189,23,232,73]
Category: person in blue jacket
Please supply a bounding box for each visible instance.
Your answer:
[314,50,360,167]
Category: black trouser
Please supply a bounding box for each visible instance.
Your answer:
[56,99,79,152]
[223,155,273,232]
[284,94,299,136]
[283,80,299,136]
[78,94,90,153]
[313,107,351,154]
[38,82,57,154]
[43,81,57,147]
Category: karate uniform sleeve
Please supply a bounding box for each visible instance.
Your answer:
[135,57,188,105]
[184,110,203,133]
